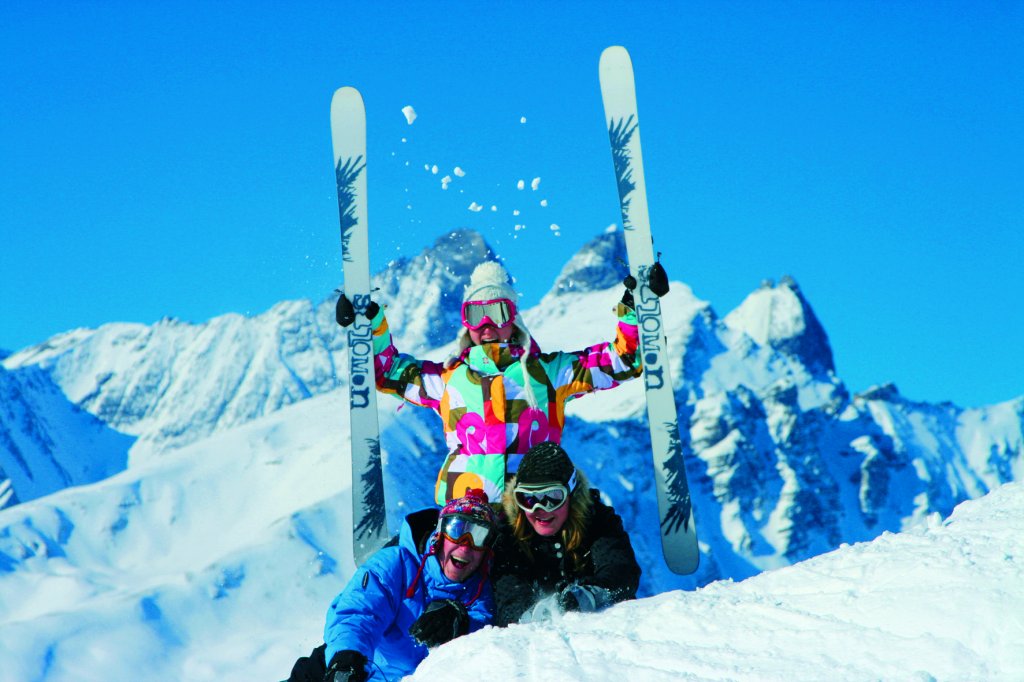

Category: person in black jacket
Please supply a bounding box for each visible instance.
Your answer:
[490,441,641,626]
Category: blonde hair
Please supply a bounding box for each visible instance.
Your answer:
[502,469,594,572]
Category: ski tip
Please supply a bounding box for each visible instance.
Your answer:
[600,45,632,66]
[331,86,364,107]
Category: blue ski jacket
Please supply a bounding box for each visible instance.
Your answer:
[323,509,495,681]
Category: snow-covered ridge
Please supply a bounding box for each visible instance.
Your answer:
[0,363,132,508]
[5,302,345,463]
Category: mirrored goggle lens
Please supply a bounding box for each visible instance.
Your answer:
[514,486,569,513]
[463,300,514,329]
[440,515,495,549]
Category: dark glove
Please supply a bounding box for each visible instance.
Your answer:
[557,583,602,613]
[335,293,380,328]
[620,275,637,308]
[648,261,669,297]
[409,599,469,647]
[324,649,368,682]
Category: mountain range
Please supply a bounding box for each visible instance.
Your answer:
[2,224,1024,593]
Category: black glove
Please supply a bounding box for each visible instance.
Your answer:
[557,583,602,613]
[409,599,469,648]
[335,293,380,328]
[648,261,669,297]
[621,275,637,308]
[324,649,368,682]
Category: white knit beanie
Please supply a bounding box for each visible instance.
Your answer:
[463,261,518,305]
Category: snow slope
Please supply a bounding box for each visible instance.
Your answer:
[0,391,362,682]
[1,393,1019,682]
[414,482,1024,682]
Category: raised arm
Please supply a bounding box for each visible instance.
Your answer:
[545,290,644,404]
[367,305,449,409]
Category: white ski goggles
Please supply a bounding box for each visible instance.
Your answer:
[437,513,497,551]
[513,472,578,514]
[461,298,517,330]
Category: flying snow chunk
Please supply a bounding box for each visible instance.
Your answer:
[540,199,548,207]
[550,224,561,236]
[402,106,417,125]
[468,202,484,212]
[605,223,618,233]
[454,167,466,177]
[531,177,541,191]
[431,165,439,175]
[441,176,452,190]
[513,210,520,216]
[517,180,525,190]
[490,206,498,212]
[520,116,527,123]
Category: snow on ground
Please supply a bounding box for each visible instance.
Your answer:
[415,482,1024,682]
[0,392,364,682]
[1,375,1021,680]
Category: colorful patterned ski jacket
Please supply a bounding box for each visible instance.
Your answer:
[370,301,642,504]
[323,508,494,681]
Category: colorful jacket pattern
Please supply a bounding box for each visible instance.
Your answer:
[370,302,642,503]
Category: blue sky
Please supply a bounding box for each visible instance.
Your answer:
[2,1,1021,408]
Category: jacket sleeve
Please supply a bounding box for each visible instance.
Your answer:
[323,548,403,667]
[577,495,641,604]
[546,300,643,404]
[370,307,448,409]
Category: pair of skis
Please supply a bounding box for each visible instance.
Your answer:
[329,46,699,574]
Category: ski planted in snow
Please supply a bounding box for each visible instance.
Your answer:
[330,86,389,565]
[599,46,700,575]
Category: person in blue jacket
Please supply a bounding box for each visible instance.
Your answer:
[286,489,497,682]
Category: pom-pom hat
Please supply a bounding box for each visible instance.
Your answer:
[462,261,518,306]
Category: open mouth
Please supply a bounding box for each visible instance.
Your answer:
[450,555,470,568]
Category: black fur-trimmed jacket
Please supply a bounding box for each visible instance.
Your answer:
[490,488,641,626]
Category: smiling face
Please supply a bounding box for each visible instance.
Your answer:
[523,498,571,537]
[437,537,487,582]
[467,322,515,345]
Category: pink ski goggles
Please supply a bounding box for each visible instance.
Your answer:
[461,298,517,330]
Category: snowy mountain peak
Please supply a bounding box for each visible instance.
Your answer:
[724,275,836,376]
[549,230,630,296]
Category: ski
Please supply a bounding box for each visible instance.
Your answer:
[599,46,700,575]
[330,86,389,565]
